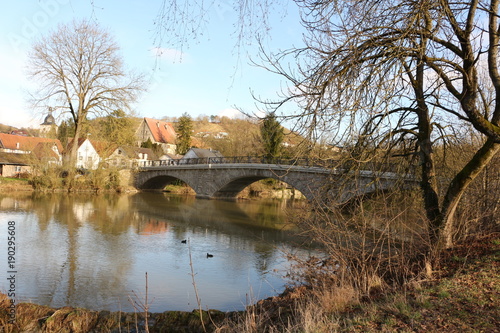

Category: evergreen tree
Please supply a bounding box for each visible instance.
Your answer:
[176,112,193,155]
[260,112,284,160]
[57,119,75,147]
[102,109,136,146]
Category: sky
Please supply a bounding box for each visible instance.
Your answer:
[0,0,304,129]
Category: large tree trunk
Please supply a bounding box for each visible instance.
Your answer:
[439,138,500,247]
[67,118,83,167]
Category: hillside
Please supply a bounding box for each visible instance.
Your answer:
[0,123,16,133]
[187,116,305,157]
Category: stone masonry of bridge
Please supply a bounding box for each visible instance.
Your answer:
[134,163,409,204]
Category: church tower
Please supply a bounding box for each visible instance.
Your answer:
[40,107,58,138]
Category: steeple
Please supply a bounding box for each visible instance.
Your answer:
[41,107,55,126]
[40,107,58,137]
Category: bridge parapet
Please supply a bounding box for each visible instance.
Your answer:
[139,156,340,168]
[138,156,410,174]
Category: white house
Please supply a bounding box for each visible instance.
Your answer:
[159,153,183,165]
[180,148,224,164]
[67,138,100,170]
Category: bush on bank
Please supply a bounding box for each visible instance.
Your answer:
[27,166,125,192]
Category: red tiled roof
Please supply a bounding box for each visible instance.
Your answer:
[32,142,61,160]
[90,140,118,158]
[0,133,63,152]
[65,138,117,157]
[144,118,177,144]
[65,137,87,153]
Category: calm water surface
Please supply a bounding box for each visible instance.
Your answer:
[0,192,315,312]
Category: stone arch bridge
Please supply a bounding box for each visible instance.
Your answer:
[134,156,414,204]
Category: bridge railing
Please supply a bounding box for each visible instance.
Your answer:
[138,156,342,168]
[137,156,415,174]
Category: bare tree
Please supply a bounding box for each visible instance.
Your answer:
[254,0,500,248]
[137,1,500,248]
[28,19,145,165]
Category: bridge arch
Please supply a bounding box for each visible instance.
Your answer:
[134,162,412,204]
[139,174,194,191]
[134,165,328,201]
[211,173,308,199]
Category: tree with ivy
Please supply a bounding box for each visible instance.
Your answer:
[141,138,163,155]
[101,109,136,146]
[176,112,193,155]
[260,112,284,160]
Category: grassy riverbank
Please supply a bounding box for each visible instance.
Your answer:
[0,177,33,192]
[1,233,498,332]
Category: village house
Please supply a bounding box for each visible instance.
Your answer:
[106,146,157,168]
[135,117,177,155]
[180,147,224,164]
[0,133,63,155]
[66,137,101,170]
[159,152,183,165]
[0,153,30,178]
[0,133,63,177]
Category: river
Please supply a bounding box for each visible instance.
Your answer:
[0,192,315,312]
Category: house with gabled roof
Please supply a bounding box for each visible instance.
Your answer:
[159,153,183,165]
[180,148,224,164]
[135,117,177,155]
[0,133,63,177]
[32,142,63,166]
[66,138,101,170]
[106,146,157,168]
[0,152,31,177]
[0,133,63,155]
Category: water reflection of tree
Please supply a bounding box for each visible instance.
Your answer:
[57,194,135,309]
[253,242,276,276]
[15,193,137,310]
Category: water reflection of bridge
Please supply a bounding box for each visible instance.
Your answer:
[135,156,415,204]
